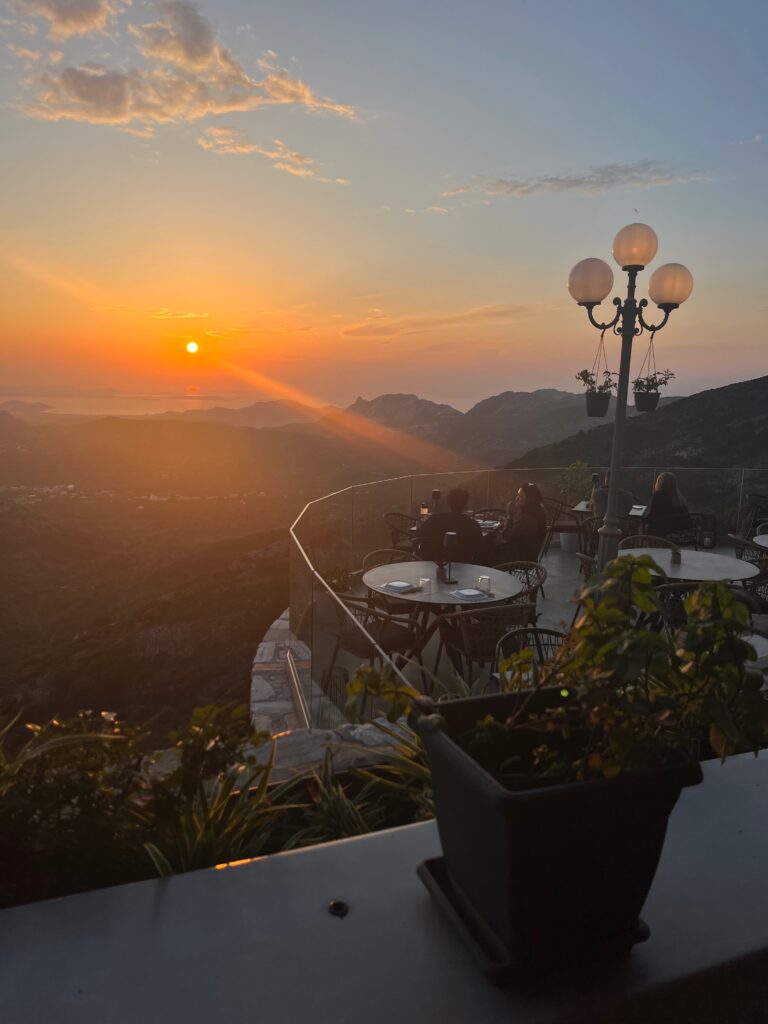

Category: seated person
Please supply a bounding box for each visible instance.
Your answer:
[414,487,483,563]
[647,472,694,540]
[489,483,547,564]
[590,471,634,519]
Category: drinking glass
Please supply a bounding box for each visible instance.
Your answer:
[477,575,491,594]
[418,578,431,594]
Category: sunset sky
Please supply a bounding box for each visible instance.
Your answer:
[1,0,766,411]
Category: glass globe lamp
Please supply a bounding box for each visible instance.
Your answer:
[612,223,658,269]
[648,263,694,309]
[567,258,614,304]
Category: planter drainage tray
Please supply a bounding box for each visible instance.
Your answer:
[417,856,649,987]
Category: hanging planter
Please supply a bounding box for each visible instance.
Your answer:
[634,390,660,413]
[633,333,674,414]
[576,331,617,418]
[575,370,616,418]
[585,390,611,417]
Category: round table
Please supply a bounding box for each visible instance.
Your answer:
[752,535,768,550]
[627,548,760,582]
[362,560,524,608]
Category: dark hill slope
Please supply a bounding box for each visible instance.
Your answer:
[509,376,768,468]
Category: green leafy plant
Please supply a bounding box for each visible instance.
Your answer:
[0,699,433,907]
[0,708,145,906]
[480,556,768,788]
[633,369,675,393]
[559,460,592,505]
[575,369,616,394]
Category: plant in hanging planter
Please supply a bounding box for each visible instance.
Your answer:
[409,555,768,976]
[575,368,616,418]
[633,368,675,412]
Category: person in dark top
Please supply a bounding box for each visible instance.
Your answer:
[490,483,547,564]
[414,487,483,563]
[647,472,693,539]
[590,471,634,518]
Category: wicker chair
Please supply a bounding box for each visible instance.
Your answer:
[495,626,567,669]
[570,553,597,626]
[618,534,679,551]
[540,497,582,557]
[655,582,699,633]
[324,595,423,681]
[745,494,768,538]
[757,524,768,537]
[579,516,602,557]
[728,534,768,608]
[436,602,537,680]
[657,580,760,634]
[361,548,417,572]
[383,512,417,552]
[493,561,547,607]
[575,552,596,582]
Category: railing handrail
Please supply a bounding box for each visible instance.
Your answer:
[291,465,767,546]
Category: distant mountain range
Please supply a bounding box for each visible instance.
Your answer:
[333,389,678,463]
[509,376,768,468]
[3,389,680,466]
[5,377,764,504]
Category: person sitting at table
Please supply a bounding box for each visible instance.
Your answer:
[413,487,483,563]
[590,471,634,519]
[647,472,694,541]
[488,483,547,564]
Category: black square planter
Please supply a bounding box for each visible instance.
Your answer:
[412,692,702,970]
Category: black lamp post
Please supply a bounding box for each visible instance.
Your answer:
[568,224,694,569]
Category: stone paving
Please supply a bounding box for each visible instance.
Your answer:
[249,608,397,779]
[250,544,768,777]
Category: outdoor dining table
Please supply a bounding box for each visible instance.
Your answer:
[752,534,768,550]
[362,560,524,608]
[363,560,526,670]
[629,547,760,582]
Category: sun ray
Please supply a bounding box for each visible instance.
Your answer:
[0,250,118,308]
[221,360,481,471]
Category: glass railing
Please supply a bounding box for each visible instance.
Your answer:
[290,467,764,725]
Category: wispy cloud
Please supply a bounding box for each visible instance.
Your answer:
[7,42,42,63]
[23,0,127,41]
[21,0,358,133]
[92,304,209,319]
[197,125,348,184]
[344,303,535,338]
[147,307,209,319]
[404,205,449,215]
[444,159,710,198]
[198,126,311,162]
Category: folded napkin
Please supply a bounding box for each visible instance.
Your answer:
[451,588,491,601]
[383,580,418,594]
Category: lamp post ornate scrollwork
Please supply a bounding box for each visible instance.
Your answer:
[568,224,693,569]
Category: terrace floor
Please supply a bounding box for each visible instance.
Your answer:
[252,542,768,766]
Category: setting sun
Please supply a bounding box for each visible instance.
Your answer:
[185,341,199,354]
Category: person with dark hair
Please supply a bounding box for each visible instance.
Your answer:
[414,487,483,563]
[491,483,547,564]
[590,471,634,519]
[648,472,693,539]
